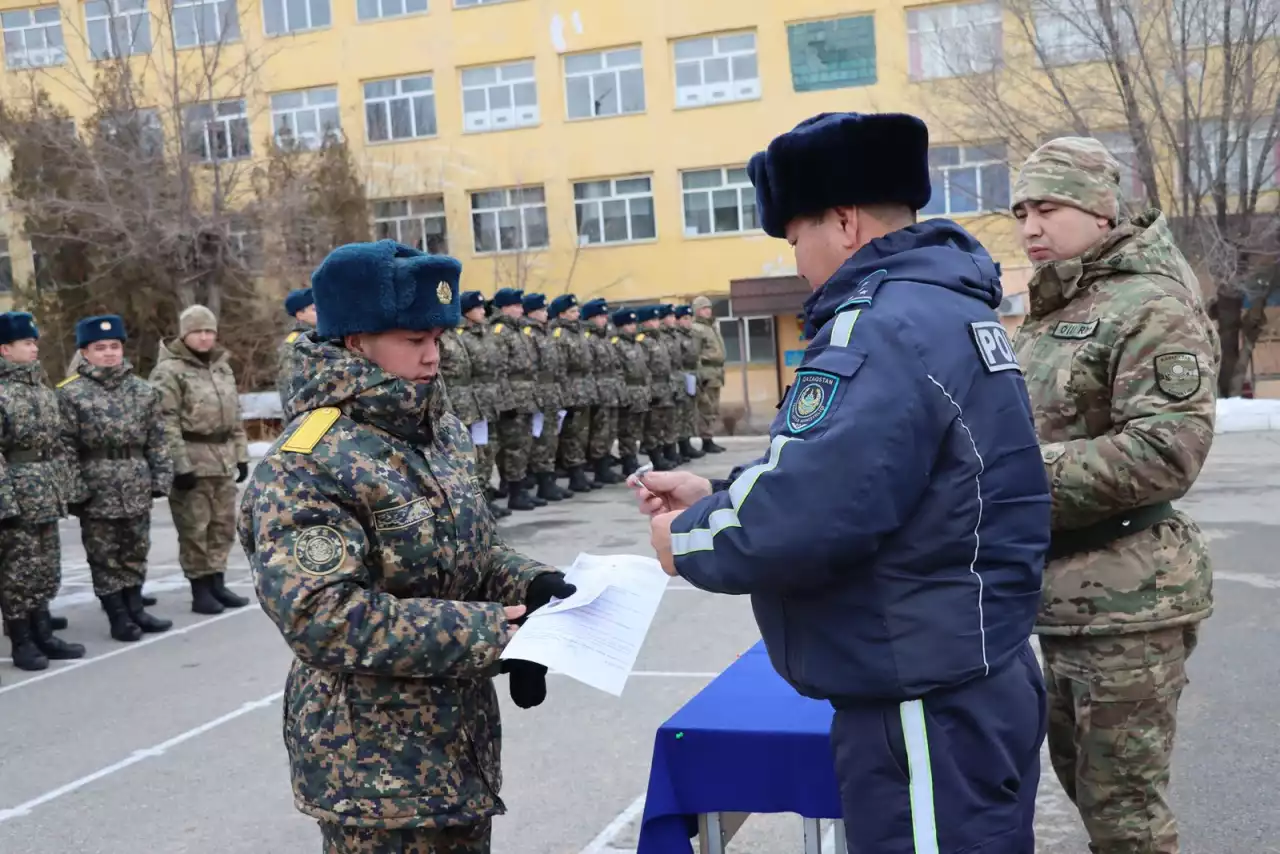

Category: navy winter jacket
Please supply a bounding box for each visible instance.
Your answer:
[671,219,1050,703]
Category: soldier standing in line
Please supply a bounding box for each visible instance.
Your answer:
[582,298,624,485]
[277,288,316,421]
[1010,138,1219,854]
[656,305,684,467]
[0,311,85,672]
[690,295,727,453]
[611,308,649,477]
[673,305,705,461]
[489,288,543,512]
[458,291,509,516]
[522,292,572,503]
[150,305,252,616]
[636,306,676,472]
[549,294,601,494]
[58,314,174,642]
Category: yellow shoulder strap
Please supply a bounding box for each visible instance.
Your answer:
[56,375,80,389]
[637,333,646,342]
[611,336,619,344]
[281,407,341,454]
[455,327,464,335]
[553,327,562,338]
[494,324,505,335]
[523,326,533,336]
[285,331,300,344]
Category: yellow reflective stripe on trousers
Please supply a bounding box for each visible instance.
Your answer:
[900,699,939,854]
[670,434,795,555]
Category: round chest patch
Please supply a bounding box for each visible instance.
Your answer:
[293,526,346,576]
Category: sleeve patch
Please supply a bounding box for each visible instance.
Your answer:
[1153,352,1201,400]
[293,525,346,576]
[785,347,866,434]
[969,321,1021,374]
[373,497,435,531]
[1051,319,1099,339]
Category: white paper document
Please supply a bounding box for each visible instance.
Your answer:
[685,373,697,396]
[531,412,545,438]
[500,553,670,696]
[556,409,567,434]
[469,420,489,446]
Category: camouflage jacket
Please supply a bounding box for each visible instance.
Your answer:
[661,328,684,401]
[1012,210,1219,636]
[552,318,596,409]
[149,338,249,478]
[489,315,536,414]
[459,320,503,421]
[586,322,624,407]
[439,326,482,425]
[57,360,174,519]
[640,329,674,407]
[527,320,564,414]
[238,336,555,830]
[675,326,700,373]
[617,330,652,413]
[0,357,76,523]
[693,315,726,388]
[277,322,311,421]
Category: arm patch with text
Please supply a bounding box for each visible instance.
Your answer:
[969,321,1021,373]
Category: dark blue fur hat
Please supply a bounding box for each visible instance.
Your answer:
[549,294,578,317]
[675,305,693,318]
[636,305,661,324]
[76,314,126,348]
[284,288,314,316]
[522,292,547,313]
[461,291,485,313]
[311,240,461,338]
[582,298,609,320]
[611,308,637,327]
[0,311,38,345]
[493,288,524,308]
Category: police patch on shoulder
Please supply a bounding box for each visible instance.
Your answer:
[1051,319,1100,339]
[1154,352,1201,400]
[786,370,839,433]
[373,497,435,531]
[969,321,1021,373]
[293,526,346,577]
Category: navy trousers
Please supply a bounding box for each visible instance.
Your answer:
[830,643,1046,854]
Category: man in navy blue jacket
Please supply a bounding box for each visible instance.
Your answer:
[634,112,1052,853]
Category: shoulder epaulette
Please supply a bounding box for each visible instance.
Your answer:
[611,336,619,344]
[56,375,80,389]
[582,332,591,339]
[285,331,301,344]
[637,333,646,342]
[553,328,562,339]
[523,326,533,336]
[836,269,889,313]
[493,324,505,335]
[281,407,341,454]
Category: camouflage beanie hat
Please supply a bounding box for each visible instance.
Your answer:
[179,304,218,338]
[1011,137,1121,221]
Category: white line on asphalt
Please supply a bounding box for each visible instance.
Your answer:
[0,606,261,696]
[578,794,646,854]
[1216,570,1280,589]
[0,690,283,824]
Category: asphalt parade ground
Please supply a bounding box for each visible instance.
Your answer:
[1,432,1278,853]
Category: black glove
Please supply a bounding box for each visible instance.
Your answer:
[67,502,87,517]
[502,659,548,709]
[0,515,18,529]
[151,490,166,498]
[523,572,577,622]
[173,472,198,491]
[236,462,249,483]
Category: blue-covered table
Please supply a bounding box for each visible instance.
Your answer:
[637,641,846,854]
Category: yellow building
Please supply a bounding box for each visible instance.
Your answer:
[0,0,1054,416]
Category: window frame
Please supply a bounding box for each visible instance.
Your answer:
[679,166,760,238]
[469,186,549,254]
[1,6,66,69]
[460,60,539,133]
[262,0,331,37]
[373,195,449,253]
[183,98,251,163]
[905,0,1003,82]
[672,30,761,109]
[717,313,776,365]
[563,45,646,121]
[356,0,426,22]
[362,73,437,144]
[920,143,1011,217]
[171,0,239,49]
[84,0,152,60]
[271,86,342,150]
[572,174,657,246]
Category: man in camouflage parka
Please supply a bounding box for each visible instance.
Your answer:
[457,291,507,508]
[1011,137,1219,854]
[522,292,572,503]
[582,299,625,485]
[549,293,600,494]
[277,288,316,422]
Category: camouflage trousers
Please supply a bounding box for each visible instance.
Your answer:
[169,476,238,580]
[587,404,617,462]
[496,411,531,484]
[82,514,151,596]
[1041,625,1199,854]
[643,405,674,451]
[530,411,561,475]
[617,406,644,458]
[676,391,697,439]
[697,384,722,437]
[0,521,61,616]
[320,820,490,854]
[557,406,591,468]
[474,438,497,492]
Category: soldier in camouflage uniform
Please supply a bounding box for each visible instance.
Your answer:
[673,306,705,461]
[238,241,574,854]
[150,305,253,616]
[59,315,175,643]
[277,288,316,421]
[635,306,676,472]
[549,294,601,494]
[656,306,685,465]
[611,308,649,477]
[582,298,624,485]
[489,289,542,512]
[0,311,85,672]
[1010,137,1219,854]
[691,295,727,453]
[522,293,572,503]
[457,291,509,516]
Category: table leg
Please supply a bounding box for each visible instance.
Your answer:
[802,818,823,854]
[698,812,749,854]
[833,820,848,854]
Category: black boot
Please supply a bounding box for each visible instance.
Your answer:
[621,455,640,477]
[494,480,510,499]
[124,586,173,633]
[191,577,225,615]
[488,500,512,519]
[48,614,69,631]
[680,438,705,460]
[647,449,674,472]
[100,592,143,642]
[141,592,158,607]
[567,465,594,493]
[664,443,684,467]
[508,489,537,512]
[520,474,537,492]
[211,573,250,609]
[8,618,49,671]
[527,487,548,507]
[31,609,86,660]
[701,437,727,453]
[593,458,623,485]
[537,472,566,502]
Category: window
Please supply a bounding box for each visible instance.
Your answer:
[184,99,250,162]
[1171,0,1276,47]
[357,0,425,21]
[272,87,341,149]
[787,15,877,92]
[85,0,151,59]
[471,186,548,253]
[0,236,11,293]
[564,46,645,120]
[673,31,760,108]
[1187,121,1279,193]
[1090,131,1148,204]
[374,197,449,253]
[920,144,1010,216]
[906,0,1002,81]
[263,0,330,36]
[681,167,758,237]
[1031,0,1104,65]
[2,7,65,69]
[99,108,164,158]
[718,315,775,365]
[364,75,436,142]
[455,0,510,6]
[461,61,538,132]
[172,0,238,48]
[574,176,655,245]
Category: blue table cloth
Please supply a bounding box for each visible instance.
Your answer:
[637,641,842,854]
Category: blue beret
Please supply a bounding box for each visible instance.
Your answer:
[284,288,314,316]
[0,311,38,345]
[675,305,693,318]
[549,294,578,317]
[76,314,127,348]
[747,112,932,239]
[522,292,547,313]
[582,298,609,320]
[461,291,485,313]
[657,304,675,318]
[636,305,661,323]
[493,288,524,308]
[311,240,462,338]
[611,308,637,327]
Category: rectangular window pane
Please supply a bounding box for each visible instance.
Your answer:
[576,202,602,244]
[682,169,722,190]
[602,199,629,242]
[630,196,656,240]
[566,74,592,119]
[711,188,740,232]
[684,191,711,235]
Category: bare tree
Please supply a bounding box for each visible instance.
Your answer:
[915,0,1280,394]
